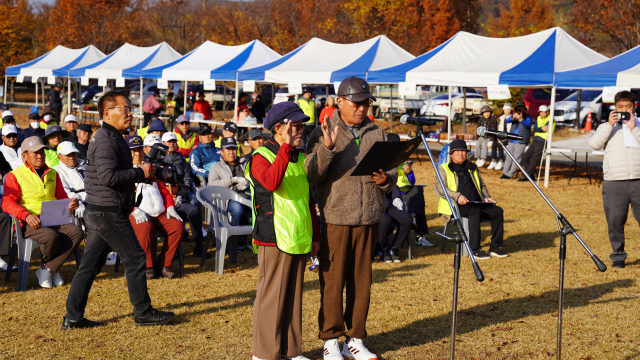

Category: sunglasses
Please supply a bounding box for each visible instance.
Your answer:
[178,122,190,125]
[5,134,17,139]
[340,97,372,108]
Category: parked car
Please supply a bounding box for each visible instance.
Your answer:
[523,88,575,119]
[80,84,101,104]
[553,90,604,129]
[420,93,486,121]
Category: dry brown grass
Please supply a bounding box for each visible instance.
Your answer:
[1,156,640,359]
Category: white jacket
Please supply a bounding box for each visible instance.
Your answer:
[135,182,166,218]
[53,162,86,202]
[0,144,23,170]
[589,121,640,181]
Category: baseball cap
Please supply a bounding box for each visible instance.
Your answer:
[263,102,310,131]
[3,116,15,124]
[2,110,13,119]
[57,141,79,155]
[302,87,312,95]
[64,114,77,123]
[29,112,40,120]
[223,122,238,133]
[143,133,162,147]
[503,103,512,110]
[176,115,189,123]
[162,132,177,142]
[481,105,492,113]
[78,124,93,132]
[337,76,376,102]
[538,105,550,112]
[221,137,238,149]
[22,136,46,153]
[449,139,470,153]
[125,135,143,149]
[248,128,263,140]
[148,120,166,132]
[44,125,63,138]
[2,124,17,136]
[199,125,212,135]
[55,82,62,88]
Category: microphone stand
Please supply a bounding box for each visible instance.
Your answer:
[496,139,606,360]
[414,125,485,360]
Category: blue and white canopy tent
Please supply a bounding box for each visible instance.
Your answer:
[4,45,106,107]
[555,44,640,88]
[369,27,608,187]
[142,40,281,120]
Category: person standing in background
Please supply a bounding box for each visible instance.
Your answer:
[47,83,63,123]
[142,90,164,128]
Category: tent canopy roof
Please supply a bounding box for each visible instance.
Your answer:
[6,45,106,78]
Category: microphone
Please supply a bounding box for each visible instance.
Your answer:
[477,127,523,141]
[400,114,444,126]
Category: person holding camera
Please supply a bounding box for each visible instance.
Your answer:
[590,90,640,268]
[518,105,554,181]
[501,101,532,180]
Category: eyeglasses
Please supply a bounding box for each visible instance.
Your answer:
[109,105,133,113]
[5,134,17,139]
[340,97,372,108]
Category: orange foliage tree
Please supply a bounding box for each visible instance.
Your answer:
[0,0,42,76]
[484,0,554,37]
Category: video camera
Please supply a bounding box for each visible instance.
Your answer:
[146,143,176,184]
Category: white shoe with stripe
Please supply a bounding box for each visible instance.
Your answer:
[341,338,377,360]
[323,339,344,360]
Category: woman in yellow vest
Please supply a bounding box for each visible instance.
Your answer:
[519,104,555,181]
[435,139,508,260]
[245,102,320,360]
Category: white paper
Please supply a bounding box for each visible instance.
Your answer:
[243,80,255,92]
[156,78,168,89]
[398,82,417,96]
[115,77,125,87]
[487,85,511,100]
[98,77,107,87]
[603,86,631,103]
[80,77,89,86]
[47,75,56,85]
[203,79,216,91]
[39,199,72,227]
[288,82,302,94]
[333,81,341,94]
[16,75,24,83]
[623,118,640,148]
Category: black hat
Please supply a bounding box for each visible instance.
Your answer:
[514,101,527,111]
[449,139,470,154]
[221,137,238,149]
[302,87,312,95]
[223,122,238,133]
[386,133,400,142]
[78,124,93,132]
[29,112,40,120]
[55,82,62,88]
[198,91,205,98]
[198,125,212,135]
[248,128,263,140]
[153,89,160,96]
[3,116,15,124]
[337,76,376,102]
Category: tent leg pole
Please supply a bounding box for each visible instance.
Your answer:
[234,79,239,122]
[223,84,226,119]
[3,76,7,104]
[184,81,188,118]
[140,78,144,129]
[462,87,467,134]
[35,80,38,108]
[389,85,393,133]
[67,76,71,116]
[447,86,452,158]
[544,87,556,188]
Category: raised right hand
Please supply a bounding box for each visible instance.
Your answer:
[26,214,41,230]
[457,194,469,205]
[139,162,157,179]
[608,111,620,126]
[321,115,339,150]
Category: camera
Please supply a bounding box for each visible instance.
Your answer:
[616,112,631,121]
[517,109,522,115]
[146,143,176,184]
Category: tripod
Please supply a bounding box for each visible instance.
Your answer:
[496,140,607,360]
[415,125,485,360]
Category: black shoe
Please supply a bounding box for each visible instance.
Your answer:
[472,249,490,260]
[134,308,175,326]
[61,316,104,330]
[517,176,528,182]
[390,248,401,263]
[383,251,392,263]
[489,247,510,258]
[499,175,512,180]
[193,246,212,259]
[612,260,626,268]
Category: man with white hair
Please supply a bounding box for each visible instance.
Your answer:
[53,142,86,219]
[62,115,79,143]
[0,125,23,170]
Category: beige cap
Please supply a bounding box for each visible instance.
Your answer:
[22,136,46,153]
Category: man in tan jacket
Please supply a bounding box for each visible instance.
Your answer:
[306,77,397,360]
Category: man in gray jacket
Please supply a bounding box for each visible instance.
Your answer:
[306,77,396,360]
[589,90,640,269]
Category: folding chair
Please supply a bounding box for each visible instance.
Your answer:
[436,192,490,256]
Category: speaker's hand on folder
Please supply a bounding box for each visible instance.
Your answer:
[321,115,339,150]
[370,168,388,186]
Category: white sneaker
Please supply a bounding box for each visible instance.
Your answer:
[476,159,486,167]
[0,257,16,272]
[495,159,504,170]
[252,356,266,360]
[281,356,310,360]
[36,267,53,289]
[487,160,497,169]
[52,271,64,287]
[414,236,435,247]
[341,338,377,359]
[323,339,344,360]
[105,251,117,266]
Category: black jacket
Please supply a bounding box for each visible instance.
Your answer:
[163,152,191,198]
[85,121,144,212]
[19,126,45,143]
[47,89,62,109]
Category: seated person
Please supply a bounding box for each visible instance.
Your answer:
[379,186,413,263]
[214,122,242,156]
[173,115,198,161]
[160,132,206,257]
[208,137,251,251]
[128,135,184,279]
[190,125,221,182]
[0,211,15,272]
[62,115,78,143]
[74,124,92,161]
[43,125,64,168]
[147,120,167,139]
[53,142,86,219]
[19,112,45,142]
[387,133,433,247]
[241,128,264,161]
[2,111,22,139]
[2,136,83,288]
[1,125,24,169]
[40,108,58,129]
[136,115,160,140]
[435,139,508,259]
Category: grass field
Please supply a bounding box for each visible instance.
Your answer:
[1,152,639,359]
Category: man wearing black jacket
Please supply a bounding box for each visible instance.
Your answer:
[64,91,175,329]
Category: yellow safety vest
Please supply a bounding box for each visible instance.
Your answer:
[534,115,555,141]
[175,130,197,162]
[437,162,483,216]
[40,121,57,130]
[297,98,315,124]
[12,164,58,216]
[397,163,412,189]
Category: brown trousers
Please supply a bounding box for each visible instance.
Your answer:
[253,246,306,360]
[24,224,84,273]
[318,223,377,340]
[129,213,184,268]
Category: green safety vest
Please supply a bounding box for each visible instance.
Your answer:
[437,162,482,216]
[297,98,315,124]
[244,146,313,255]
[397,163,412,189]
[534,115,555,141]
[44,148,59,168]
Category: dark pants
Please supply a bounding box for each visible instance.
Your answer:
[458,204,504,251]
[52,107,61,124]
[0,212,13,256]
[24,224,83,273]
[491,139,506,160]
[521,141,546,177]
[143,112,154,128]
[602,180,640,262]
[176,203,204,245]
[379,208,412,252]
[228,200,251,247]
[401,185,429,237]
[65,210,152,321]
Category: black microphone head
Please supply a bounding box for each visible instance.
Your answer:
[477,127,487,137]
[400,114,409,125]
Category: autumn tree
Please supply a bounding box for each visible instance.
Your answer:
[0,0,42,76]
[485,0,554,37]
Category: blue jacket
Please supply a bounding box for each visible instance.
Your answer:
[190,142,222,179]
[506,113,533,144]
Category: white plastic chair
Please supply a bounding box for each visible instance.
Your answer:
[4,215,40,291]
[196,186,253,274]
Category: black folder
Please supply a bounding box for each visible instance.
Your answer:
[350,136,423,176]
